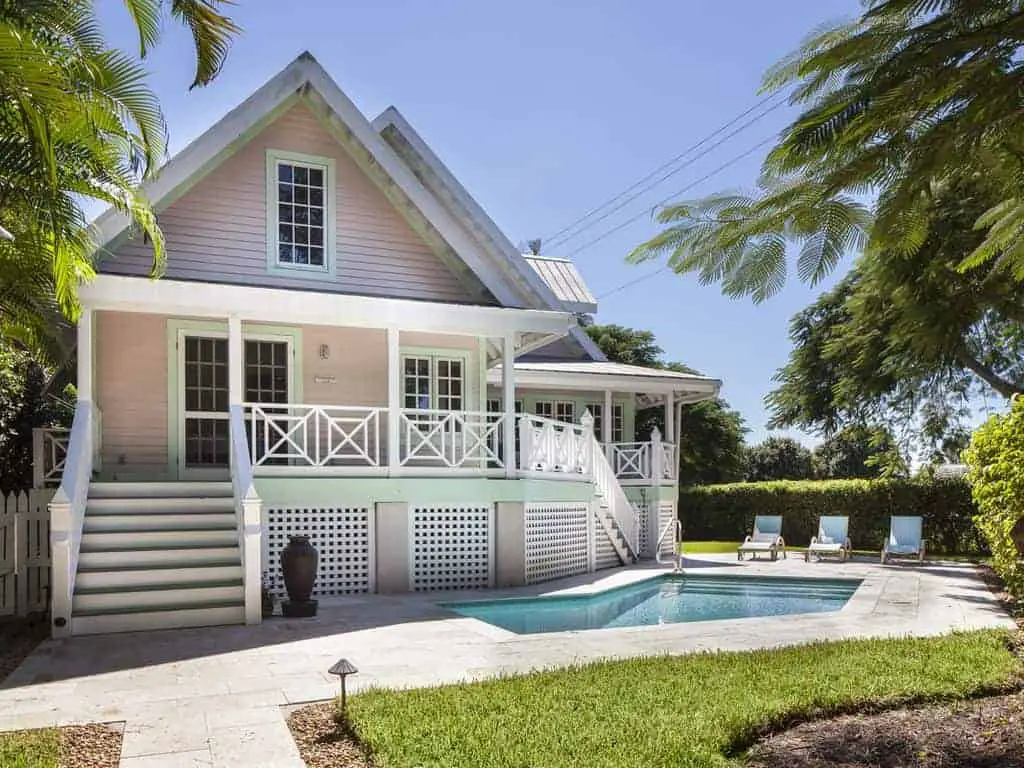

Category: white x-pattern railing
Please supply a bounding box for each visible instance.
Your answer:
[32,427,70,489]
[518,414,592,477]
[245,404,383,468]
[399,409,504,469]
[607,428,677,484]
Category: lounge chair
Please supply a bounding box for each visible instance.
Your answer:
[737,515,786,561]
[805,515,852,562]
[880,516,925,564]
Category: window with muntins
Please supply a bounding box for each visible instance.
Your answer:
[589,402,626,442]
[267,150,334,274]
[403,354,467,411]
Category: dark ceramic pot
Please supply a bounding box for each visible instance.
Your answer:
[280,535,318,603]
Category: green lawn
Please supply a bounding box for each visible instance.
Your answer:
[347,631,1019,768]
[0,729,59,768]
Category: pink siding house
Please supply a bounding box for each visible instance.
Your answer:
[40,53,720,637]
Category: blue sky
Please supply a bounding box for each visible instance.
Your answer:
[98,0,863,445]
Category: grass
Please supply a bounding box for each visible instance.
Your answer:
[0,729,59,768]
[346,631,1020,768]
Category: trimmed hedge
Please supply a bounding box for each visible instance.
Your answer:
[679,478,985,555]
[965,398,1024,597]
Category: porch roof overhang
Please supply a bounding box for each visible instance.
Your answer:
[79,275,574,348]
[488,360,722,402]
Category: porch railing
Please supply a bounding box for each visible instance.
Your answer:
[32,427,70,489]
[607,428,677,484]
[518,414,592,478]
[398,409,505,471]
[245,404,384,470]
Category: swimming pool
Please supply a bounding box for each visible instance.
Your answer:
[443,574,862,634]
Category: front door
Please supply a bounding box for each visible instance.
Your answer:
[177,332,291,478]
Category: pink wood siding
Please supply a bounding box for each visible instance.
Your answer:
[101,104,478,304]
[300,326,387,407]
[95,311,168,476]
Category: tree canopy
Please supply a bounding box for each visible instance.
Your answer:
[584,324,747,485]
[743,436,814,482]
[0,0,239,362]
[629,0,1024,301]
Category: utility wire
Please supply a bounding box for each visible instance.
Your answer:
[565,134,777,260]
[597,266,670,299]
[543,93,787,250]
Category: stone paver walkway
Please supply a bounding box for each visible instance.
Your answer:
[0,557,1014,767]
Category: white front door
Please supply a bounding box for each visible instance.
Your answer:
[177,332,292,478]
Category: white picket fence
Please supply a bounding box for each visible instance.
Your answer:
[0,489,52,618]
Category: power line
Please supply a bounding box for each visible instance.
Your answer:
[597,266,670,299]
[542,93,787,250]
[564,134,777,260]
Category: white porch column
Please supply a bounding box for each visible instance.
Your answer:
[502,332,516,478]
[664,393,675,449]
[77,308,93,402]
[602,389,613,463]
[228,315,243,405]
[387,327,401,471]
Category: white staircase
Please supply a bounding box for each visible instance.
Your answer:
[593,490,634,565]
[71,482,246,635]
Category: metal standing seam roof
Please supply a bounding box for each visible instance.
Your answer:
[523,255,598,313]
[490,360,722,397]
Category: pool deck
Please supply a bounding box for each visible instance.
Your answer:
[0,555,1014,767]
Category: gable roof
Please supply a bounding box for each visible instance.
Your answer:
[372,105,606,362]
[92,52,572,313]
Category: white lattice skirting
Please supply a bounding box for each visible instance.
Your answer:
[524,502,590,584]
[593,510,622,570]
[263,507,372,597]
[659,501,677,558]
[410,506,494,591]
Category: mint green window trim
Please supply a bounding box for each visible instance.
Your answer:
[166,318,304,480]
[400,345,478,411]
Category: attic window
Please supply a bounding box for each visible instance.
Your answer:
[266,150,335,276]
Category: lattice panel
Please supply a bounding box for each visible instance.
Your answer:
[410,506,492,591]
[593,510,622,570]
[524,503,590,584]
[263,507,371,597]
[634,502,652,556]
[659,501,677,558]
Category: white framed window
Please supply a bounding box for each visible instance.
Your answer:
[266,149,335,275]
[534,400,576,424]
[402,352,468,411]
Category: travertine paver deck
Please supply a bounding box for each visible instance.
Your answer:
[0,556,1014,767]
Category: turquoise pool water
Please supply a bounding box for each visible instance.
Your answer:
[443,574,862,634]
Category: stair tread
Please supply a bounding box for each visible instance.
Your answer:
[78,560,240,572]
[80,542,239,553]
[75,579,243,595]
[73,598,244,617]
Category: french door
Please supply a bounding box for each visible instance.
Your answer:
[178,331,291,478]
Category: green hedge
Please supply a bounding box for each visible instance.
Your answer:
[678,478,985,555]
[965,399,1024,597]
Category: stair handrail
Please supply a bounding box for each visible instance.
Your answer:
[229,404,263,625]
[48,401,95,637]
[656,518,683,569]
[585,413,639,560]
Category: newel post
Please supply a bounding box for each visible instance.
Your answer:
[240,485,263,625]
[581,409,595,477]
[49,488,73,638]
[651,426,663,481]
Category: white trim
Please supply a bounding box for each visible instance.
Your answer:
[502,333,515,479]
[81,275,574,342]
[387,329,400,470]
[489,365,721,398]
[265,149,336,277]
[77,309,93,402]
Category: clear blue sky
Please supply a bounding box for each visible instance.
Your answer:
[97,0,863,445]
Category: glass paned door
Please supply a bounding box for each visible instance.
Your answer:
[182,336,229,470]
[245,340,291,465]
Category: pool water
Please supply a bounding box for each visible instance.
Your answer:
[443,574,862,634]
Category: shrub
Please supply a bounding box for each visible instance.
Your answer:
[678,478,984,554]
[964,399,1024,597]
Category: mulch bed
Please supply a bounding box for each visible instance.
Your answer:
[59,724,124,768]
[287,702,372,768]
[0,615,48,684]
[747,691,1024,768]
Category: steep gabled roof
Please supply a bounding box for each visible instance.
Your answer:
[92,52,574,312]
[373,105,606,362]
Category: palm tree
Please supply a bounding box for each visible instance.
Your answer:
[0,0,239,363]
[630,0,1024,300]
